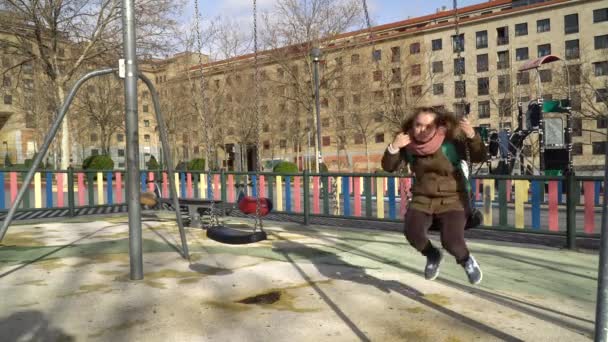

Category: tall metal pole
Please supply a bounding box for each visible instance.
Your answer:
[122,0,143,280]
[594,134,608,341]
[311,48,322,173]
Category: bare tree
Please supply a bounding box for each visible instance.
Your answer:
[72,75,124,155]
[0,0,184,169]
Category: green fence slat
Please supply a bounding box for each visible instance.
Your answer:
[498,179,508,226]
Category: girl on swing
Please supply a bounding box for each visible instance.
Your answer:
[382,106,487,285]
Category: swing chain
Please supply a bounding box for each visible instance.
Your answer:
[253,0,264,232]
[194,0,220,226]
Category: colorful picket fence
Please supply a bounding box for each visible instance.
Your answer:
[0,170,603,236]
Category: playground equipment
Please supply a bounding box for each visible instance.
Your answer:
[0,0,189,281]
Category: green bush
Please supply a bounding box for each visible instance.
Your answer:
[305,162,328,173]
[188,158,205,171]
[4,154,12,167]
[147,155,160,170]
[273,161,298,173]
[83,155,114,170]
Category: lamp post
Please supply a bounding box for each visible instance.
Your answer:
[311,47,322,173]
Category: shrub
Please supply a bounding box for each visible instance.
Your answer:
[83,155,114,170]
[273,161,298,173]
[188,158,206,171]
[147,155,160,170]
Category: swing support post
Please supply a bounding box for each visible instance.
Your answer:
[594,135,608,341]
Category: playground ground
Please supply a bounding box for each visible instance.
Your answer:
[0,213,598,341]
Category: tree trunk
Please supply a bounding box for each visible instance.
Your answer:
[57,85,70,169]
[364,138,371,173]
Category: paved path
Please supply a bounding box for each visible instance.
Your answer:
[0,214,598,341]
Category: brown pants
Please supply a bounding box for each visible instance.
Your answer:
[404,209,469,263]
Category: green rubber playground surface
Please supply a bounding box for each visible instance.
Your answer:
[0,213,598,341]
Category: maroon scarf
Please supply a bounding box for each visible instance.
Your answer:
[406,126,447,156]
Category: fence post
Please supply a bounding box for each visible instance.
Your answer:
[303,170,310,225]
[221,171,227,203]
[68,168,75,217]
[566,171,577,250]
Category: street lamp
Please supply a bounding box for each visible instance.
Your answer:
[311,47,323,173]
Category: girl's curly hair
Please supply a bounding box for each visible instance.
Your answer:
[400,106,463,140]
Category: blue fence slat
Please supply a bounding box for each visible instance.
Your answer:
[180,173,186,198]
[470,178,477,207]
[596,181,601,206]
[531,180,541,230]
[106,172,113,205]
[252,175,257,197]
[285,176,292,212]
[207,174,212,199]
[558,181,563,205]
[387,177,396,219]
[0,172,5,209]
[140,172,146,192]
[46,172,53,208]
[342,176,350,216]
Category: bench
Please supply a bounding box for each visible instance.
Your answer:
[158,198,234,228]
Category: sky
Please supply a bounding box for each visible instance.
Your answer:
[182,0,488,27]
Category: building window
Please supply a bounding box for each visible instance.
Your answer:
[564,13,579,34]
[432,38,442,51]
[476,31,488,49]
[498,75,510,93]
[543,94,553,101]
[144,120,150,127]
[598,117,608,128]
[478,77,489,96]
[144,134,150,142]
[565,39,580,60]
[595,61,608,76]
[572,118,582,137]
[118,149,125,157]
[374,91,383,102]
[497,26,509,45]
[351,54,360,64]
[262,123,269,133]
[571,92,581,111]
[593,142,606,155]
[322,136,331,147]
[372,49,382,61]
[538,44,551,57]
[411,64,421,77]
[596,35,608,50]
[353,94,361,106]
[411,85,422,97]
[455,81,466,98]
[374,113,383,122]
[515,22,528,36]
[373,70,382,81]
[432,61,443,74]
[337,97,345,111]
[91,149,99,156]
[539,70,552,83]
[454,103,467,117]
[477,54,488,72]
[3,94,12,105]
[391,46,401,62]
[537,19,550,33]
[452,33,464,53]
[375,133,385,143]
[499,99,512,117]
[478,101,491,118]
[90,133,98,142]
[2,75,10,87]
[516,47,529,61]
[321,118,330,127]
[143,105,149,113]
[568,64,581,85]
[454,58,465,76]
[277,139,286,149]
[597,89,608,103]
[517,71,530,85]
[354,134,364,145]
[117,133,124,142]
[433,83,444,95]
[497,51,510,69]
[572,143,583,156]
[409,43,420,55]
[594,8,608,23]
